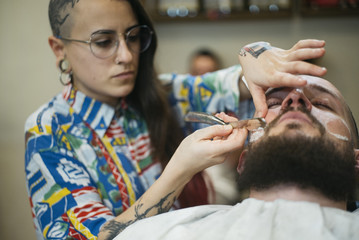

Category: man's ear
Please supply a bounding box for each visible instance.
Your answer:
[48,36,66,68]
[237,149,247,174]
[355,149,359,173]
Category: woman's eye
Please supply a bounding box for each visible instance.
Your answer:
[127,34,140,43]
[94,38,114,48]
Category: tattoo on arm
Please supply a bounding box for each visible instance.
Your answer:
[103,191,177,240]
[102,220,135,240]
[239,42,272,58]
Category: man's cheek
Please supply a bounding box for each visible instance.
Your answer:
[312,109,351,142]
[264,111,279,124]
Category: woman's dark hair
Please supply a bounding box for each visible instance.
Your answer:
[49,0,79,37]
[125,0,180,162]
[127,0,211,207]
[48,0,211,208]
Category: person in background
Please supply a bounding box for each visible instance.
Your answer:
[187,47,244,205]
[189,48,222,76]
[114,74,359,240]
[24,0,327,239]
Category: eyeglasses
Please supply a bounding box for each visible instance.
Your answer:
[57,25,153,59]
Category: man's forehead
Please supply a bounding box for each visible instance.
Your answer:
[265,75,343,99]
[303,75,342,96]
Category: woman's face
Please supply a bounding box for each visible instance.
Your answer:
[65,0,140,106]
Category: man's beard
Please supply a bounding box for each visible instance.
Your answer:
[238,113,357,202]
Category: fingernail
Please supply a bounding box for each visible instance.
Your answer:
[297,77,307,84]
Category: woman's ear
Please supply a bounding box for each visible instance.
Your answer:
[48,36,66,68]
[237,149,247,175]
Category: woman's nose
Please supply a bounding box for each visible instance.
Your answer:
[281,88,312,112]
[114,38,133,64]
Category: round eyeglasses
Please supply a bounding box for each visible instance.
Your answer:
[57,25,153,59]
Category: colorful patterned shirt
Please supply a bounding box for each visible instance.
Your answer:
[25,65,246,239]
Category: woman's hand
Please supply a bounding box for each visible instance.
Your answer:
[238,39,327,117]
[99,113,247,240]
[165,113,247,182]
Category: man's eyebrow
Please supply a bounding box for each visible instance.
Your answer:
[265,85,339,99]
[307,84,339,99]
[265,87,286,96]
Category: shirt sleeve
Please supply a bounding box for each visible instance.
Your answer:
[25,108,114,239]
[160,65,245,132]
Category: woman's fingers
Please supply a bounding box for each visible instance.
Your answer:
[193,124,233,141]
[249,86,268,118]
[215,112,238,122]
[194,125,246,153]
[284,61,327,76]
[287,48,326,61]
[239,39,327,119]
[249,73,307,117]
[290,39,325,51]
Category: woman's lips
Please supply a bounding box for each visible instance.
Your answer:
[113,71,134,79]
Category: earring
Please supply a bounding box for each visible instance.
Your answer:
[59,59,72,85]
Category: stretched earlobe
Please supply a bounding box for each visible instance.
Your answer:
[237,149,247,174]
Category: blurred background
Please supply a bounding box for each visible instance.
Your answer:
[1,0,358,239]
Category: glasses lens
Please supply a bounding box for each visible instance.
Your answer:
[90,32,118,59]
[126,25,153,53]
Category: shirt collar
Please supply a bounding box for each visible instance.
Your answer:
[63,85,115,138]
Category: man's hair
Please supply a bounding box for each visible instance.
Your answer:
[193,48,218,59]
[48,0,80,37]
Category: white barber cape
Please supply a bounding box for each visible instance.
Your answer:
[114,198,359,240]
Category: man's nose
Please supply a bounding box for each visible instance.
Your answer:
[281,88,312,111]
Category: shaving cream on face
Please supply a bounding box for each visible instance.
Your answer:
[311,108,350,142]
[325,119,349,141]
[248,112,350,143]
[249,127,265,143]
[330,133,349,141]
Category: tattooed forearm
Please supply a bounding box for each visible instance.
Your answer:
[103,191,177,240]
[134,191,176,220]
[102,220,135,240]
[239,42,272,58]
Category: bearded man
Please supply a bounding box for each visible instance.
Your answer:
[114,75,359,240]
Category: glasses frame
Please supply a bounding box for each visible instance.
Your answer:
[57,25,153,59]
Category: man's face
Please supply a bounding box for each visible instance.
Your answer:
[237,76,358,202]
[249,76,353,146]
